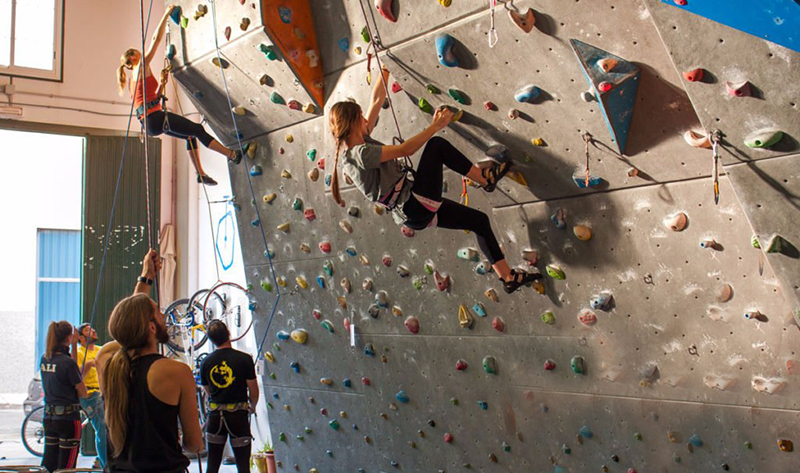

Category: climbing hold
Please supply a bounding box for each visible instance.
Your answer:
[364,344,376,357]
[457,247,479,262]
[342,318,351,332]
[726,80,751,97]
[522,249,539,266]
[209,57,229,69]
[312,309,322,320]
[418,97,433,113]
[290,362,299,373]
[276,331,290,341]
[276,277,287,287]
[166,44,176,61]
[508,108,520,120]
[263,193,276,204]
[382,255,393,267]
[435,33,459,68]
[287,99,301,111]
[484,288,499,302]
[472,303,487,317]
[193,4,207,20]
[484,101,497,111]
[475,261,492,275]
[276,222,290,233]
[249,165,262,176]
[448,87,468,104]
[683,68,704,82]
[423,263,434,275]
[291,197,303,211]
[579,425,593,438]
[304,208,316,221]
[597,58,619,73]
[571,356,587,374]
[339,220,353,234]
[395,390,410,403]
[240,17,250,31]
[259,44,278,60]
[362,278,373,291]
[531,137,545,147]
[278,432,286,442]
[264,352,275,363]
[340,278,351,294]
[551,208,566,229]
[434,271,451,291]
[296,276,308,289]
[376,291,389,308]
[374,0,397,22]
[639,364,660,387]
[541,310,555,325]
[492,316,505,332]
[543,359,557,371]
[391,306,403,317]
[270,91,285,105]
[598,81,613,92]
[689,434,703,447]
[483,356,498,374]
[404,316,420,334]
[337,37,349,52]
[320,319,335,333]
[478,400,488,410]
[455,359,468,371]
[744,440,753,449]
[572,173,602,188]
[401,226,415,237]
[336,296,347,309]
[458,304,474,329]
[752,376,786,394]
[514,84,541,103]
[664,212,688,232]
[573,225,592,241]
[546,264,565,280]
[280,169,292,179]
[778,439,793,452]
[562,444,571,454]
[290,329,308,344]
[578,308,597,325]
[703,374,738,390]
[251,218,260,227]
[329,419,340,430]
[260,280,273,292]
[318,241,331,253]
[443,432,454,443]
[744,308,764,320]
[581,90,595,102]
[508,8,536,33]
[323,260,334,276]
[699,237,717,249]
[412,278,423,291]
[745,129,784,149]
[589,293,613,311]
[368,304,380,318]
[397,265,410,277]
[345,206,361,219]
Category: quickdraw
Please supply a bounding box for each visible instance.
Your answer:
[488,0,499,48]
[710,129,722,205]
[583,132,592,188]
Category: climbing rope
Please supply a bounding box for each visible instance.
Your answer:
[582,132,592,188]
[487,0,499,48]
[81,0,155,375]
[207,0,281,359]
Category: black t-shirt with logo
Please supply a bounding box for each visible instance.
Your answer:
[40,347,81,408]
[200,348,256,404]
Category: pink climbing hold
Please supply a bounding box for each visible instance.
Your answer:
[279,148,285,154]
[434,271,451,291]
[362,377,371,386]
[544,359,556,371]
[391,82,403,93]
[404,316,420,334]
[375,0,397,22]
[288,99,301,110]
[304,208,316,221]
[319,241,332,253]
[317,157,326,170]
[598,81,612,93]
[726,80,751,97]
[455,359,468,371]
[224,26,232,41]
[444,433,454,443]
[382,255,393,267]
[402,226,415,237]
[578,309,597,326]
[674,0,687,5]
[343,317,351,332]
[492,316,505,332]
[312,309,322,320]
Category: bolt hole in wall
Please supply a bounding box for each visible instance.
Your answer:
[0,130,82,454]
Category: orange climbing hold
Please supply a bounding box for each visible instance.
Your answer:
[508,8,536,33]
[683,68,704,82]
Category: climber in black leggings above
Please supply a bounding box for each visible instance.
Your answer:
[117,5,242,186]
[329,67,540,294]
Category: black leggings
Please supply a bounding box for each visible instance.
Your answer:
[205,410,251,473]
[42,416,81,473]
[143,111,215,150]
[402,137,505,264]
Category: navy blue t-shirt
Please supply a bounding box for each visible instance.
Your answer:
[40,347,81,407]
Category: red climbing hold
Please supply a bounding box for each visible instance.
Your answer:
[304,208,316,221]
[455,359,468,371]
[544,359,556,371]
[726,80,751,97]
[320,408,328,416]
[224,26,232,41]
[444,433,454,443]
[391,82,403,93]
[319,241,332,253]
[382,255,393,267]
[674,0,687,5]
[402,226,415,237]
[598,81,612,93]
[683,68,704,82]
[375,0,397,22]
[404,316,420,334]
[288,99,302,110]
[492,316,505,332]
[362,377,371,386]
[312,309,322,320]
[434,271,451,291]
[484,101,496,111]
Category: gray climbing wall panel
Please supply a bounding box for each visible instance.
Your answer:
[181,0,800,471]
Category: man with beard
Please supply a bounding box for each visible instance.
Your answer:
[73,323,106,468]
[96,250,204,472]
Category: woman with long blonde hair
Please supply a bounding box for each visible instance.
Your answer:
[118,5,242,186]
[329,67,541,294]
[40,320,88,472]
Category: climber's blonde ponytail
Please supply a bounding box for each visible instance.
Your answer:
[328,101,362,207]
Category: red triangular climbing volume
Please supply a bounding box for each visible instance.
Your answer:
[570,39,640,155]
[262,1,324,107]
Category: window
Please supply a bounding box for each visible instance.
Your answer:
[0,0,63,81]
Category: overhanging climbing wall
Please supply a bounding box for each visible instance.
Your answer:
[185,0,800,471]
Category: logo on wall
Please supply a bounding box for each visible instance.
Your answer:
[215,204,237,271]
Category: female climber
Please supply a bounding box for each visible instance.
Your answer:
[328,67,541,294]
[117,4,242,186]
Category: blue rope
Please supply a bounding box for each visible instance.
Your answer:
[81,0,154,375]
[207,0,281,359]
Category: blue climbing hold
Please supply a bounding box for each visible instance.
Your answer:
[345,247,357,257]
[514,84,541,103]
[343,378,352,388]
[395,390,410,403]
[690,434,703,447]
[352,424,358,430]
[325,174,332,186]
[316,276,325,288]
[364,343,376,357]
[248,300,257,311]
[290,361,299,373]
[572,173,602,188]
[326,450,333,457]
[472,303,487,317]
[264,248,275,259]
[272,393,279,399]
[278,6,292,24]
[249,165,262,176]
[251,218,260,227]
[338,37,350,52]
[477,400,488,410]
[169,6,182,25]
[193,91,204,99]
[166,44,176,61]
[579,425,593,438]
[276,331,290,341]
[435,33,459,68]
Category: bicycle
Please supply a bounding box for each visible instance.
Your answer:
[21,406,89,458]
[163,288,225,353]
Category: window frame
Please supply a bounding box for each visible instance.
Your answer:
[0,0,65,82]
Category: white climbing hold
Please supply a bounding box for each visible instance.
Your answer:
[339,220,353,234]
[752,376,786,394]
[683,129,711,148]
[522,249,539,265]
[362,278,373,291]
[703,374,737,391]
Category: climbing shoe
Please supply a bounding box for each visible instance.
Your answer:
[197,174,218,186]
[501,269,542,294]
[482,161,511,193]
[230,149,243,165]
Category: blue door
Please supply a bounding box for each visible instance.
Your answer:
[35,229,81,367]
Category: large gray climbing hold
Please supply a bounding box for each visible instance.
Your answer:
[485,144,510,163]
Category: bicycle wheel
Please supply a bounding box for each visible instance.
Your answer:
[21,405,45,457]
[164,298,204,353]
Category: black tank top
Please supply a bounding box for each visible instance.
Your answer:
[107,354,190,473]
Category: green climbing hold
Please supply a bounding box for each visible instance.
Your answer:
[307,149,317,162]
[278,432,286,442]
[292,198,303,211]
[261,280,273,292]
[412,277,423,290]
[562,444,571,454]
[424,263,434,275]
[541,310,555,325]
[418,98,433,113]
[744,129,784,149]
[450,397,459,406]
[296,435,304,441]
[360,26,370,43]
[546,264,565,280]
[269,373,276,379]
[483,355,497,375]
[329,419,340,430]
[634,432,643,441]
[321,319,335,333]
[323,260,334,276]
[270,91,285,105]
[180,16,189,29]
[266,402,273,409]
[751,235,761,249]
[305,426,313,434]
[744,440,752,449]
[448,87,467,104]
[426,84,440,94]
[502,442,511,452]
[259,44,278,60]
[571,355,586,375]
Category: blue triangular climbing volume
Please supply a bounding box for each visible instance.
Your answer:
[570,39,640,155]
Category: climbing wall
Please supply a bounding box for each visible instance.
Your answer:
[179,0,800,471]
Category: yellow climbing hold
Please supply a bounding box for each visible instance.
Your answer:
[277,222,290,232]
[302,103,316,114]
[533,281,545,294]
[507,171,528,186]
[264,351,275,362]
[374,204,385,215]
[484,288,499,302]
[391,306,403,317]
[246,142,258,158]
[281,169,292,179]
[531,138,545,146]
[286,134,294,143]
[438,0,452,5]
[458,304,475,328]
[290,329,308,344]
[337,296,347,309]
[451,108,464,122]
[296,276,308,289]
[276,276,287,287]
[263,193,276,204]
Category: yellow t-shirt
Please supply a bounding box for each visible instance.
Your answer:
[77,345,100,392]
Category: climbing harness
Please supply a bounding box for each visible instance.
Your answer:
[582,132,593,188]
[487,0,499,48]
[710,129,722,205]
